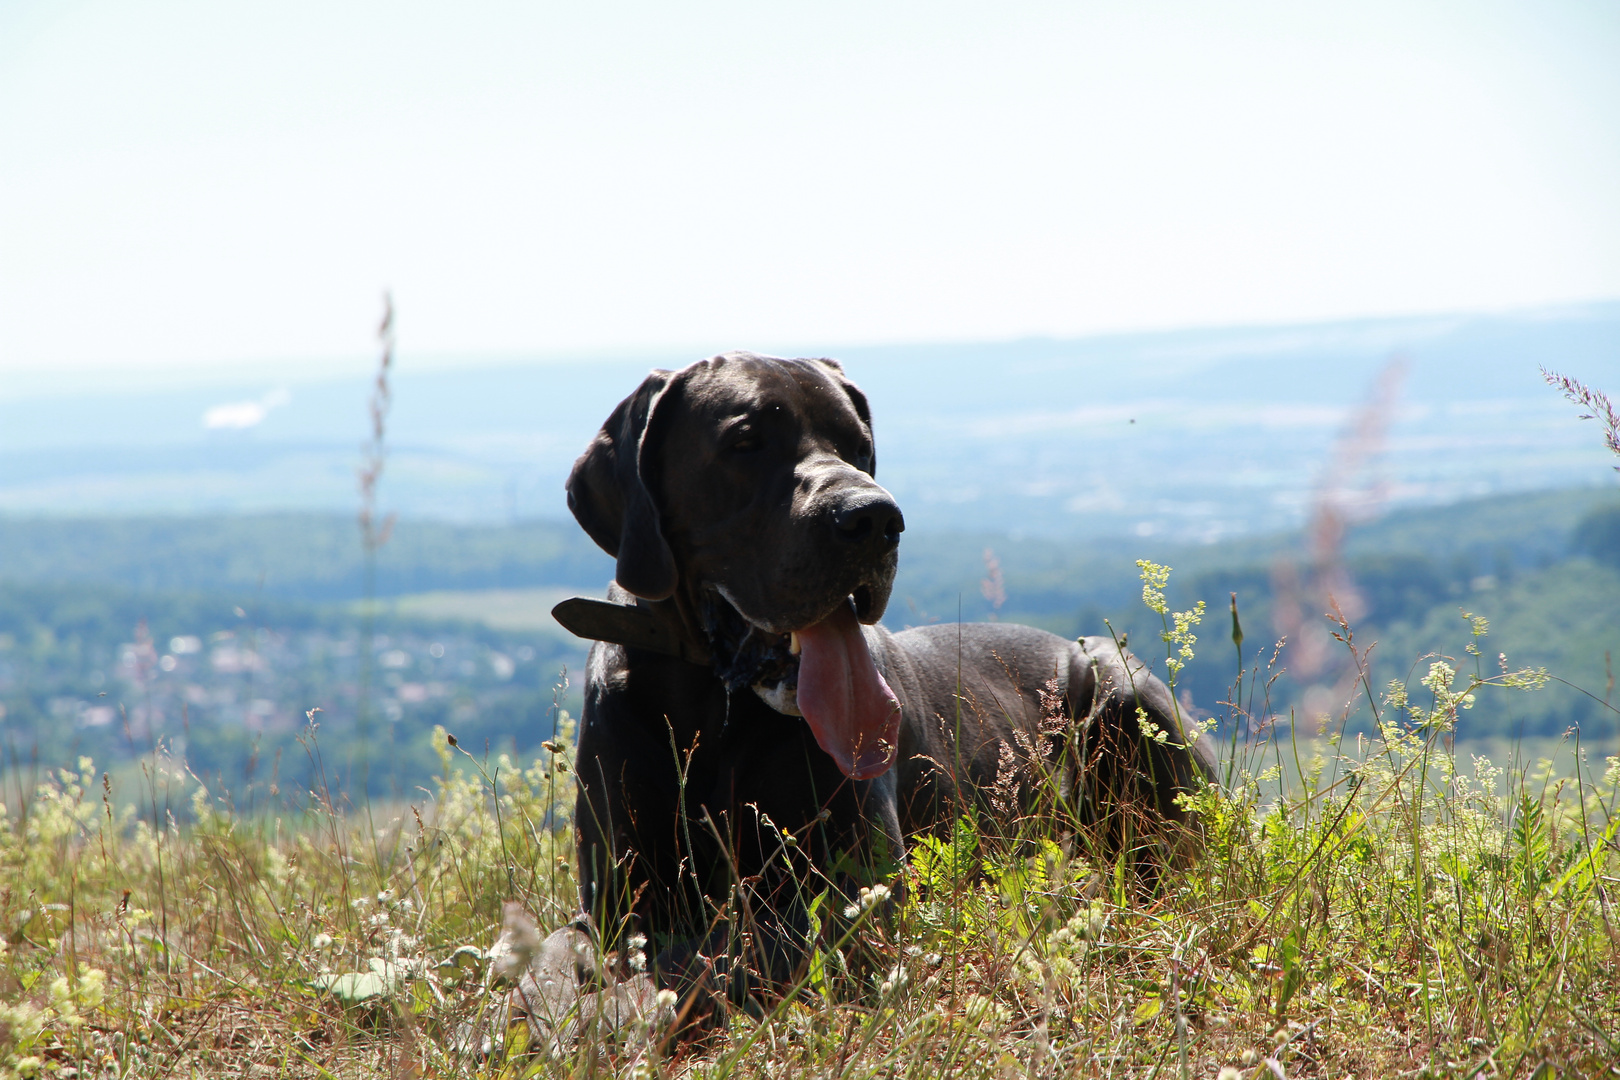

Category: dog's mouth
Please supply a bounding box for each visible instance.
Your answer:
[702,585,901,780]
[784,587,874,656]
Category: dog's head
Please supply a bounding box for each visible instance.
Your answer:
[568,352,905,778]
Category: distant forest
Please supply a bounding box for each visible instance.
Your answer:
[1,486,1617,798]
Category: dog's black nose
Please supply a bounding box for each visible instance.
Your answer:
[832,491,905,553]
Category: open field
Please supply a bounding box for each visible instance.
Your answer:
[1,570,1616,1080]
[379,589,596,638]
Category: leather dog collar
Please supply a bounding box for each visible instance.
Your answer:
[551,596,713,666]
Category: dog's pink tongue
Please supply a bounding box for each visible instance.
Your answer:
[795,599,902,779]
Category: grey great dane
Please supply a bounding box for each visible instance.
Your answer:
[554,351,1214,1017]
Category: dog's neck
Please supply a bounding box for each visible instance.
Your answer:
[552,585,797,693]
[657,590,718,664]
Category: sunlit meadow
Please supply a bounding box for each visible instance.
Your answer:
[1,557,1615,1079]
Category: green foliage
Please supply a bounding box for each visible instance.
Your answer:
[0,513,611,602]
[3,488,1617,806]
[902,490,1620,746]
[1572,502,1620,570]
[909,816,980,894]
[1373,558,1617,739]
[0,724,582,1078]
[0,577,584,801]
[1510,790,1555,897]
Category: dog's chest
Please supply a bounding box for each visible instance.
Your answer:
[610,660,832,807]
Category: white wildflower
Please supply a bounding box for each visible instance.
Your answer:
[844,883,891,919]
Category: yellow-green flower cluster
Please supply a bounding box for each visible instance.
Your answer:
[1162,600,1206,683]
[0,967,106,1080]
[1135,560,1170,616]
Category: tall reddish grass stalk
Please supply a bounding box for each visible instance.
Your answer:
[356,293,397,795]
[1542,366,1620,469]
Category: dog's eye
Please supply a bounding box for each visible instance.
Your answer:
[727,434,762,455]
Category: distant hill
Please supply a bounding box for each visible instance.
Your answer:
[887,486,1620,626]
[888,488,1620,745]
[2,488,1615,792]
[0,513,614,602]
[3,303,1618,541]
[3,486,1615,617]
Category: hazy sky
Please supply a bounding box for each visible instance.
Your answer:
[3,1,1617,374]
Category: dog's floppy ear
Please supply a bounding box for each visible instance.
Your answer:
[566,370,681,601]
[815,359,878,477]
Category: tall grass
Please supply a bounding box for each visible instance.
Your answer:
[356,292,399,799]
[0,567,1616,1079]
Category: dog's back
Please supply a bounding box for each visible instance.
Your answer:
[874,621,1213,848]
